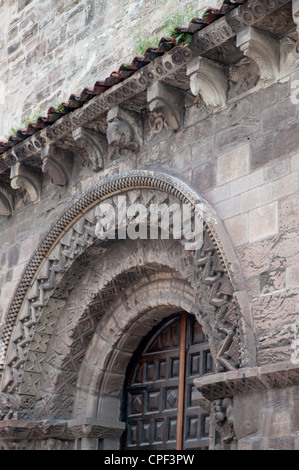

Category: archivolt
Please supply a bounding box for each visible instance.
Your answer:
[0,170,256,407]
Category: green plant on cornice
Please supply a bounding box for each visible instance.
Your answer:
[3,108,43,139]
[132,5,198,56]
[52,100,66,113]
[2,100,66,140]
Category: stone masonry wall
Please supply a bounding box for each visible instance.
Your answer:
[0,72,298,366]
[0,0,298,369]
[0,0,221,139]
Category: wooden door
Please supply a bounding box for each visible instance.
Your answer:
[122,312,213,450]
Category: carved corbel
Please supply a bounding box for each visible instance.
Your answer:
[10,163,41,202]
[293,0,299,39]
[147,81,184,130]
[236,26,280,82]
[107,106,142,157]
[213,398,236,449]
[0,186,13,216]
[186,57,228,109]
[280,31,299,78]
[72,127,107,172]
[41,144,72,186]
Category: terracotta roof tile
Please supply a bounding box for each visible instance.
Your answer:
[0,0,246,156]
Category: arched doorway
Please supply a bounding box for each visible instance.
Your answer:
[122,312,213,450]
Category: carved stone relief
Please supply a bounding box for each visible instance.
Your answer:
[228,57,260,100]
[147,81,184,130]
[0,172,255,427]
[72,127,107,172]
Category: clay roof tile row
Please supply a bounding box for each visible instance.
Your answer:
[0,0,245,156]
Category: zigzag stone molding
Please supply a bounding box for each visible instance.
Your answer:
[0,171,256,395]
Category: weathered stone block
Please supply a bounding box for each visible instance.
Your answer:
[229,168,264,197]
[264,158,290,182]
[286,265,299,288]
[192,161,215,193]
[241,183,271,212]
[224,213,248,246]
[280,193,299,231]
[250,132,276,170]
[215,121,259,154]
[269,230,299,269]
[18,0,34,12]
[262,99,297,133]
[233,392,263,439]
[215,194,240,220]
[275,122,299,160]
[271,172,299,201]
[248,202,278,242]
[260,269,286,294]
[216,143,250,186]
[252,289,299,349]
[292,152,299,171]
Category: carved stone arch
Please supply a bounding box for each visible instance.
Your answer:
[0,170,256,428]
[33,254,205,422]
[75,275,208,424]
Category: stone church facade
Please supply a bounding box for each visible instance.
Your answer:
[0,0,298,451]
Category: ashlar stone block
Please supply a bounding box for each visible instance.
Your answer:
[249,202,278,243]
[216,143,250,186]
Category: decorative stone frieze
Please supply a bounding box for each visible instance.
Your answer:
[236,26,280,82]
[187,57,228,109]
[10,163,42,202]
[147,81,184,130]
[72,127,107,172]
[0,186,13,216]
[0,417,125,447]
[191,0,290,55]
[41,144,73,186]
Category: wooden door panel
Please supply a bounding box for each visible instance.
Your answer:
[123,313,213,450]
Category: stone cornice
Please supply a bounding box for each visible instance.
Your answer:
[194,361,299,400]
[0,0,291,175]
